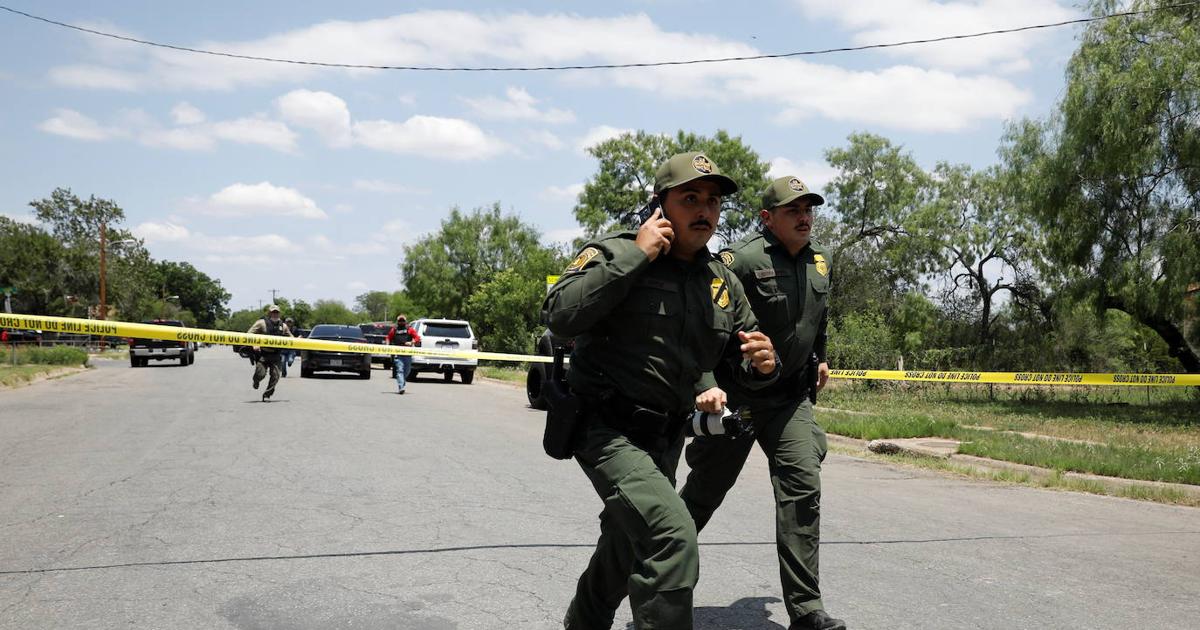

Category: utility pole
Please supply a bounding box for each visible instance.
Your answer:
[98,221,107,321]
[269,289,279,303]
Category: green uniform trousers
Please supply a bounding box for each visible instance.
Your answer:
[253,355,281,398]
[679,398,828,622]
[565,420,697,630]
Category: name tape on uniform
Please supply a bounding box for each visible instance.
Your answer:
[0,314,554,364]
[828,369,1200,388]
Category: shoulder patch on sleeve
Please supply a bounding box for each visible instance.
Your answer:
[564,246,601,274]
[813,253,828,277]
[719,251,735,268]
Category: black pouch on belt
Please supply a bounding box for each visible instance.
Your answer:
[542,346,582,460]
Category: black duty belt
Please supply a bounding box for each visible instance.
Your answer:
[585,393,690,452]
[761,367,810,399]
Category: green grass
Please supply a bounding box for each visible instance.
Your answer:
[0,346,89,366]
[816,382,1200,486]
[819,410,958,441]
[0,364,83,387]
[957,431,1200,485]
[829,444,1200,508]
[479,365,527,384]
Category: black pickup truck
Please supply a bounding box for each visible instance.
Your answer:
[128,319,195,367]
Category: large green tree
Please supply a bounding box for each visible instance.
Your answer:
[574,130,771,243]
[401,203,561,319]
[151,261,231,327]
[820,133,937,322]
[915,163,1042,347]
[1003,0,1200,371]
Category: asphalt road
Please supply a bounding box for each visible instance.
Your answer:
[1,349,1197,629]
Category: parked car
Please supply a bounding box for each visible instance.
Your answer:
[128,320,195,367]
[0,328,43,345]
[301,324,371,379]
[358,322,394,369]
[408,318,478,384]
[526,329,574,410]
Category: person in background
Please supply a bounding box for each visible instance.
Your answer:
[386,314,420,395]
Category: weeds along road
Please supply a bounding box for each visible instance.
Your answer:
[0,348,1197,629]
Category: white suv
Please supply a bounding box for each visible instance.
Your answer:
[408,318,478,384]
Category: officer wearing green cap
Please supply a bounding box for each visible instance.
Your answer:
[546,151,780,629]
[680,175,845,630]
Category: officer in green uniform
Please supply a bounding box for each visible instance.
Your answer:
[546,152,780,629]
[680,176,845,630]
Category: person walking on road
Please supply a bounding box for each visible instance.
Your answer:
[280,317,298,377]
[680,175,845,630]
[247,305,293,402]
[545,151,780,629]
[386,314,420,395]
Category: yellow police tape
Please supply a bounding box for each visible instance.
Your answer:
[3,313,1199,385]
[0,313,554,364]
[829,369,1200,388]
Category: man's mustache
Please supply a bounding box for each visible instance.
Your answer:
[689,220,713,229]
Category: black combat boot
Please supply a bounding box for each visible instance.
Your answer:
[790,609,846,630]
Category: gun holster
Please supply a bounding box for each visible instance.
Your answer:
[542,347,583,460]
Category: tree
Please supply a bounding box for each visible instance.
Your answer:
[916,163,1040,347]
[1002,0,1200,371]
[575,130,771,243]
[0,218,66,315]
[152,261,231,327]
[819,133,937,325]
[355,290,392,321]
[465,269,546,354]
[309,299,360,325]
[401,204,561,319]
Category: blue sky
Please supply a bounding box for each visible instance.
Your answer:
[0,1,1082,312]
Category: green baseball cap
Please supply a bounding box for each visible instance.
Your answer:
[762,176,825,209]
[654,151,739,195]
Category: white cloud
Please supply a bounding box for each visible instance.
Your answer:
[170,102,206,125]
[209,117,299,153]
[794,0,1075,72]
[198,182,327,219]
[577,125,633,153]
[134,221,295,264]
[767,158,839,192]
[352,179,429,195]
[353,115,506,159]
[542,183,584,201]
[139,127,217,151]
[463,87,575,123]
[37,109,124,141]
[48,65,141,91]
[1,212,39,225]
[277,89,352,147]
[543,226,585,244]
[527,130,565,151]
[46,10,1037,132]
[133,221,191,243]
[39,106,297,153]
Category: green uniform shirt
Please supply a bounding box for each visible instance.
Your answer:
[545,231,776,416]
[699,229,830,400]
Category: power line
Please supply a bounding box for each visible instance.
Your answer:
[1,2,1197,73]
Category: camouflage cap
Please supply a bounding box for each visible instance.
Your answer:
[267,304,280,313]
[654,151,739,195]
[762,175,825,209]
